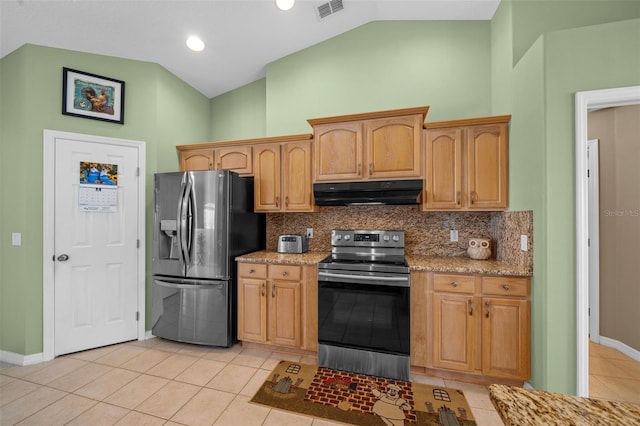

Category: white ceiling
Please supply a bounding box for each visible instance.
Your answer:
[0,0,500,98]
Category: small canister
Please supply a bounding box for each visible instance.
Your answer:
[467,238,491,260]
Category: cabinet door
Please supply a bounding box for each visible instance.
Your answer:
[313,122,363,181]
[424,128,463,210]
[482,297,530,379]
[466,124,508,210]
[366,115,422,179]
[253,144,281,212]
[180,149,214,171]
[282,141,315,212]
[215,146,253,176]
[269,280,301,347]
[237,277,267,343]
[433,293,475,372]
[410,271,429,367]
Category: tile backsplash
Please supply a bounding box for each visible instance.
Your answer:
[267,206,532,271]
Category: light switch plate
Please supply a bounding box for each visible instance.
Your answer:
[520,235,528,251]
[12,232,21,246]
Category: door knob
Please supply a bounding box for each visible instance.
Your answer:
[57,254,70,261]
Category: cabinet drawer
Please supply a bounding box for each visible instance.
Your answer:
[482,277,529,297]
[270,264,301,281]
[238,262,267,279]
[433,274,475,293]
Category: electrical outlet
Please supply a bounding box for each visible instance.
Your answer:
[306,228,313,239]
[11,232,21,246]
[521,235,528,251]
[450,230,458,242]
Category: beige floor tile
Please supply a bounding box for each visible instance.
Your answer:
[263,407,314,425]
[300,356,318,366]
[410,373,446,388]
[135,380,200,419]
[589,375,624,401]
[47,362,112,392]
[201,344,243,363]
[590,355,632,379]
[16,393,97,426]
[74,367,140,400]
[104,374,170,409]
[206,363,259,394]
[67,344,122,362]
[174,357,227,386]
[240,367,272,397]
[94,345,148,367]
[0,362,48,379]
[263,351,303,368]
[22,357,88,385]
[0,386,67,425]
[171,387,235,425]
[443,380,494,410]
[232,348,273,368]
[150,338,192,353]
[65,401,130,425]
[596,375,640,405]
[144,353,198,379]
[471,406,505,426]
[177,343,220,358]
[115,410,166,425]
[610,358,640,380]
[119,349,172,373]
[214,394,270,425]
[0,378,40,407]
[0,374,16,387]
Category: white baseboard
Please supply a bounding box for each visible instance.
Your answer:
[144,331,156,340]
[0,350,44,366]
[599,336,640,362]
[523,381,535,390]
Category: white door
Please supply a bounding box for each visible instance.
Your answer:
[53,137,140,356]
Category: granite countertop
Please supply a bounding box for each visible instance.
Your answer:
[488,384,640,425]
[406,254,532,277]
[236,251,532,277]
[236,250,329,265]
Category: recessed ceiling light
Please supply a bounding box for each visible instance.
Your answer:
[186,36,205,52]
[276,0,295,11]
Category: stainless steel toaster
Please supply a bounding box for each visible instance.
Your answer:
[277,234,308,253]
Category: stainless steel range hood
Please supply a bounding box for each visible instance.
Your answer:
[313,179,423,206]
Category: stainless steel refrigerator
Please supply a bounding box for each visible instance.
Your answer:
[151,170,265,346]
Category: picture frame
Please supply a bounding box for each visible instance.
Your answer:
[62,67,125,124]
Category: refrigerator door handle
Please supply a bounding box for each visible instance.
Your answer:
[154,278,225,290]
[178,178,193,266]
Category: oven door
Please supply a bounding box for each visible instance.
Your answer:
[317,269,410,356]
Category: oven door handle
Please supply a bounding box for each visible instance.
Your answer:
[318,271,409,287]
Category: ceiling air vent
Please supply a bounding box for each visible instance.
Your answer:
[317,0,344,19]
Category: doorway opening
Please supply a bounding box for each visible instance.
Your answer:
[575,85,640,396]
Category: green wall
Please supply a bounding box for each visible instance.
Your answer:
[210,78,267,141]
[0,45,210,355]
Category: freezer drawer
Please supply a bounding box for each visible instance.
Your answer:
[152,277,232,347]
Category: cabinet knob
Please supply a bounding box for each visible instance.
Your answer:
[456,191,461,205]
[261,282,265,296]
[502,284,510,291]
[275,196,280,208]
[282,271,288,277]
[271,284,275,298]
[285,196,289,207]
[485,301,490,318]
[451,281,458,287]
[471,191,477,204]
[468,299,474,316]
[249,269,255,274]
[357,164,362,176]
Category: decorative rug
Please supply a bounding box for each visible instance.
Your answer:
[250,361,476,425]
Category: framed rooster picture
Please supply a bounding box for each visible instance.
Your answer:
[62,68,125,124]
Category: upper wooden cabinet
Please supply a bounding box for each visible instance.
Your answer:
[178,146,252,175]
[423,115,510,211]
[180,148,214,171]
[253,139,316,213]
[308,106,428,182]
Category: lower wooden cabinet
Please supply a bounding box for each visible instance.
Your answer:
[237,261,317,352]
[411,271,531,382]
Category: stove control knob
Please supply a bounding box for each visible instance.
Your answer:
[383,235,390,241]
[336,234,342,240]
[392,235,400,242]
[344,235,351,241]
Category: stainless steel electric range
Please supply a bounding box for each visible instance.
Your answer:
[317,229,410,381]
